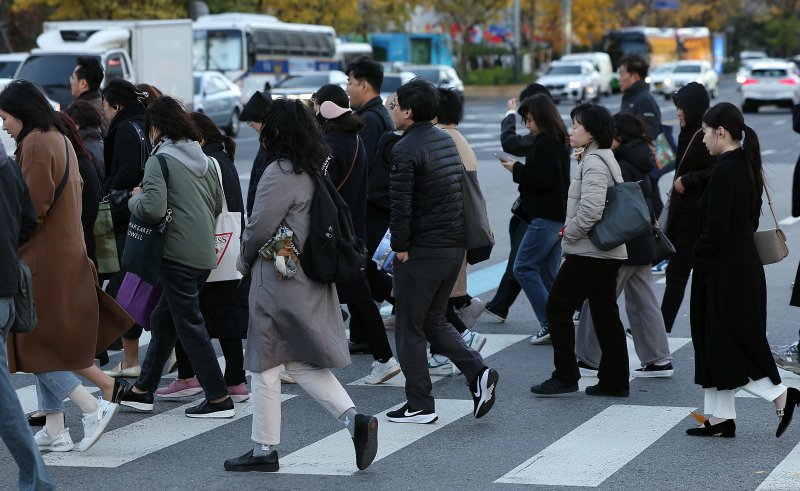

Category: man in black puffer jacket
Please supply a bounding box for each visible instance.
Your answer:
[386,79,498,425]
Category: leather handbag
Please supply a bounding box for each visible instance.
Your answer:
[652,220,676,263]
[587,156,652,251]
[755,182,789,265]
[462,167,495,264]
[206,157,243,283]
[121,155,172,285]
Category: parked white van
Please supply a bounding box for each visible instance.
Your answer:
[559,52,614,96]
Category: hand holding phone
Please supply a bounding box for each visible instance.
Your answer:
[494,153,509,162]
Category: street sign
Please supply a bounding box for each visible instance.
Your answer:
[653,0,679,9]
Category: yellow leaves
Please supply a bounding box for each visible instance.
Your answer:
[11,0,185,20]
[535,0,619,51]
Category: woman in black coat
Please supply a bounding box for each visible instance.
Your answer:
[311,84,401,385]
[661,82,716,332]
[161,112,251,401]
[687,102,799,439]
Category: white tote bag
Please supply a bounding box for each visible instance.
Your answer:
[207,156,243,282]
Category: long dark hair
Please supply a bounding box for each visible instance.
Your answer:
[145,96,200,142]
[190,111,236,160]
[519,93,568,146]
[64,100,103,129]
[312,84,364,133]
[0,80,66,143]
[58,112,92,163]
[702,102,763,218]
[102,79,148,111]
[260,99,330,175]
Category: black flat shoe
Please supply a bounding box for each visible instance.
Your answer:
[777,387,800,438]
[348,341,372,355]
[353,414,378,470]
[585,384,629,397]
[26,411,65,427]
[686,418,736,438]
[224,449,279,472]
[112,378,131,405]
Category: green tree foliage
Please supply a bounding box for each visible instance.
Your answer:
[11,0,186,20]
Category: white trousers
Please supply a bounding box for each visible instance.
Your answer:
[251,361,355,445]
[704,377,786,420]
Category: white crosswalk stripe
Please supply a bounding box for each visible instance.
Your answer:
[495,404,694,486]
[756,440,800,490]
[277,399,473,475]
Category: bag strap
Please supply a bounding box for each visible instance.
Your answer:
[52,136,71,209]
[128,121,148,171]
[208,156,229,213]
[673,129,702,177]
[763,175,781,230]
[336,135,360,191]
[591,153,621,186]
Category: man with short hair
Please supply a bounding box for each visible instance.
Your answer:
[69,56,106,134]
[386,79,498,424]
[0,155,55,491]
[619,54,665,219]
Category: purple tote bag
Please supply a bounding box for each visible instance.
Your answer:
[115,272,163,331]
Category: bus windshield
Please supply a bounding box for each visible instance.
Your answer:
[193,29,243,72]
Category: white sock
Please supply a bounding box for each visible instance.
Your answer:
[45,413,65,437]
[461,329,472,340]
[253,443,274,456]
[69,385,99,414]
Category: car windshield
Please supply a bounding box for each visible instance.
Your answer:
[275,74,329,89]
[652,65,674,74]
[16,54,83,86]
[410,68,440,82]
[547,65,581,75]
[750,68,789,77]
[382,76,405,92]
[0,61,20,78]
[674,65,701,74]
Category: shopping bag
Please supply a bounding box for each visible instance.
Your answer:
[371,229,395,275]
[207,157,243,282]
[115,272,163,331]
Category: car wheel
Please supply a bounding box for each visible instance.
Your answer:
[226,109,240,137]
[742,101,757,113]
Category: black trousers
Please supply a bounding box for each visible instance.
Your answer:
[547,255,629,390]
[394,247,485,412]
[347,300,393,361]
[175,337,246,387]
[661,242,695,333]
[487,215,527,316]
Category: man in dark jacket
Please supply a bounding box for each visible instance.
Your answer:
[486,83,555,322]
[386,79,498,424]
[620,54,666,221]
[660,82,715,333]
[0,156,55,490]
[69,56,107,134]
[239,91,272,217]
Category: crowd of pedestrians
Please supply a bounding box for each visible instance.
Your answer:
[1,51,799,488]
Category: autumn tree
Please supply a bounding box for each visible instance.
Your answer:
[11,0,186,20]
[534,0,619,53]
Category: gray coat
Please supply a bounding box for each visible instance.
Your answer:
[240,159,350,372]
[562,142,627,260]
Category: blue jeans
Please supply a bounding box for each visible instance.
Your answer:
[0,297,55,491]
[35,371,81,413]
[513,218,563,328]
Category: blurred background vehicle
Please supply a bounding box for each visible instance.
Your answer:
[667,60,719,98]
[559,52,614,96]
[536,60,601,105]
[267,69,347,102]
[0,52,27,80]
[401,64,464,101]
[193,71,243,137]
[380,70,416,101]
[648,62,677,99]
[741,59,800,113]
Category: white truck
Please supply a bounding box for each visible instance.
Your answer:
[15,19,194,110]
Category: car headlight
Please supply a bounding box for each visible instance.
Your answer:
[664,78,672,86]
[736,75,746,84]
[645,76,652,84]
[567,81,582,89]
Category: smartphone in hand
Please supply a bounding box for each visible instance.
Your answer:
[494,153,508,162]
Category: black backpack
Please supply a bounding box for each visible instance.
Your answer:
[299,157,368,283]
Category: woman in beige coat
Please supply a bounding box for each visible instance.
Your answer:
[0,80,129,453]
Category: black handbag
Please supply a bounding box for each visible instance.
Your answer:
[511,196,531,223]
[462,167,495,264]
[121,155,171,285]
[652,220,676,263]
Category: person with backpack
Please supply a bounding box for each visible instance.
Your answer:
[387,79,499,424]
[225,98,378,473]
[0,148,54,489]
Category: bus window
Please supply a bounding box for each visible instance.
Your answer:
[287,32,305,56]
[193,29,243,71]
[268,30,289,55]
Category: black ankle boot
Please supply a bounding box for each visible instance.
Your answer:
[686,418,736,438]
[777,387,800,438]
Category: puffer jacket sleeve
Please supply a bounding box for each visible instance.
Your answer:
[563,157,609,242]
[389,144,415,252]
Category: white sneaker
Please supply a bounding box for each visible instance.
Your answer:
[456,298,486,329]
[462,331,487,352]
[363,357,401,384]
[34,427,75,452]
[78,398,119,452]
[427,354,454,376]
[280,366,296,384]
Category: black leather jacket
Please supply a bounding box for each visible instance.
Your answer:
[389,122,465,252]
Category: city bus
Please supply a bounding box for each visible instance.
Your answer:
[192,13,338,101]
[603,27,678,70]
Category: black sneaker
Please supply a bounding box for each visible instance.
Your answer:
[585,384,629,397]
[185,397,235,418]
[483,305,507,323]
[111,378,131,404]
[118,386,154,411]
[530,326,551,345]
[470,367,499,418]
[386,403,438,424]
[352,414,378,470]
[224,449,279,472]
[26,411,64,427]
[632,362,674,378]
[530,377,578,395]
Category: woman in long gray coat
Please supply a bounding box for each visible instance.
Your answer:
[224,99,378,473]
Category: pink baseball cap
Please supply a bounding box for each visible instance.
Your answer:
[320,100,351,120]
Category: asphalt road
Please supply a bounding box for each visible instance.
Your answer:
[3,77,800,490]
